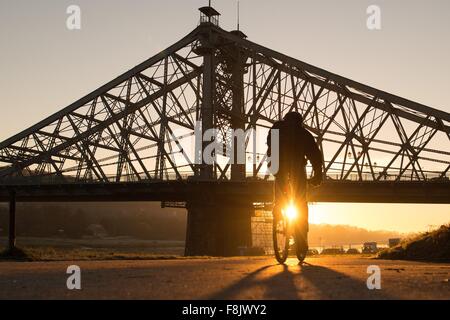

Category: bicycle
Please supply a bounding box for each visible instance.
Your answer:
[272,180,312,264]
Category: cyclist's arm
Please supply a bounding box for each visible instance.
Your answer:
[305,132,323,180]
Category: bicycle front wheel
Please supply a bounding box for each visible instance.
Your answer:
[273,205,289,264]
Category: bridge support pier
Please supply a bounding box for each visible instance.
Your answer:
[8,191,16,252]
[185,201,253,256]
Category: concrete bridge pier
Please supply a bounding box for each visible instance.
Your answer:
[185,201,253,256]
[8,190,16,252]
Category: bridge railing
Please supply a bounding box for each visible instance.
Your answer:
[0,169,448,186]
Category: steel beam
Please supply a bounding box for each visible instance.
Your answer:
[215,26,450,123]
[200,45,215,180]
[0,181,449,204]
[0,28,202,150]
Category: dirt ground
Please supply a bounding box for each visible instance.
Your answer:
[0,256,449,300]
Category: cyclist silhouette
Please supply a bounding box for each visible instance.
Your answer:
[267,112,323,261]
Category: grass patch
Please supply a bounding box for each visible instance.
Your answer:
[0,247,33,261]
[377,224,450,262]
[0,246,221,262]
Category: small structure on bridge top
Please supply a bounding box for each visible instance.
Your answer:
[199,5,220,26]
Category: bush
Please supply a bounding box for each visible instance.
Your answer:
[377,225,450,262]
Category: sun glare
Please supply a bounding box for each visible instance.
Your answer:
[283,203,298,221]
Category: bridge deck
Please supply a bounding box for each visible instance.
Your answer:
[0,180,448,204]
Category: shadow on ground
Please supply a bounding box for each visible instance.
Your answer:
[209,260,395,300]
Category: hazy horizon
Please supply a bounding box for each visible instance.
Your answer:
[0,201,420,249]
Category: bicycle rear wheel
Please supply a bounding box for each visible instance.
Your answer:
[273,206,289,264]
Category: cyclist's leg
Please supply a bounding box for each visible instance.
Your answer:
[292,167,309,238]
[273,174,287,217]
[290,168,308,262]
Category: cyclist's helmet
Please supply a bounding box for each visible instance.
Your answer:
[283,112,304,126]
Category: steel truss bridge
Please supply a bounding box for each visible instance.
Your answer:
[1,7,449,255]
